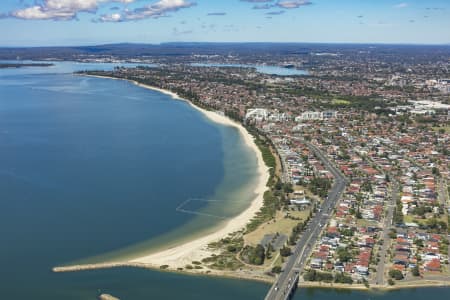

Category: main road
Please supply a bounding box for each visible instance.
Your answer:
[265,143,348,300]
[372,179,399,286]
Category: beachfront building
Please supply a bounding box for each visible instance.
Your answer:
[290,197,311,207]
[245,108,268,122]
[295,110,338,122]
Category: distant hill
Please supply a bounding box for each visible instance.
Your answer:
[0,42,449,60]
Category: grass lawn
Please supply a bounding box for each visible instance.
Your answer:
[332,98,351,105]
[244,209,310,246]
[356,218,378,228]
[432,126,450,133]
[437,214,449,225]
[403,214,424,225]
[403,214,448,226]
[440,263,450,276]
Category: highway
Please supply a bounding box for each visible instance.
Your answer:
[265,143,348,300]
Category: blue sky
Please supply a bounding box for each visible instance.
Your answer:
[0,0,449,46]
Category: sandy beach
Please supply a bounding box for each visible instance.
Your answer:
[55,75,270,272]
[130,80,270,268]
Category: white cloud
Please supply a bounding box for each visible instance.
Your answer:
[12,5,75,20]
[394,2,408,9]
[10,0,135,20]
[99,12,122,21]
[276,0,312,9]
[99,0,196,22]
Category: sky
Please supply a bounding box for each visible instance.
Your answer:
[0,0,449,46]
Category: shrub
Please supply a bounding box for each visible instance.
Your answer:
[280,246,292,257]
[271,266,282,274]
[227,245,237,253]
[334,273,353,284]
[411,265,420,276]
[389,269,404,280]
[303,269,333,282]
[240,245,265,265]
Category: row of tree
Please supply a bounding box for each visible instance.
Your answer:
[307,177,332,198]
[303,269,353,284]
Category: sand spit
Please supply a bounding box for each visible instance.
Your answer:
[99,293,120,300]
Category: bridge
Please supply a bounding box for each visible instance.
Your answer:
[264,143,348,300]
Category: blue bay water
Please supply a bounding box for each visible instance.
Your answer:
[191,63,309,76]
[0,62,260,298]
[0,62,449,299]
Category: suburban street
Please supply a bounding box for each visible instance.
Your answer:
[265,143,348,300]
[372,180,399,286]
[441,179,450,260]
[439,178,449,207]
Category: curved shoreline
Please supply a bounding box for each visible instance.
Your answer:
[55,74,270,272]
[54,74,450,293]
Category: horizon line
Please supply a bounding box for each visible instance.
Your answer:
[1,41,450,49]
